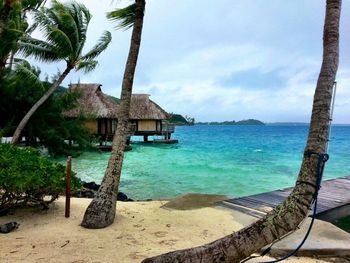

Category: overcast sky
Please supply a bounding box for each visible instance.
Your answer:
[34,0,350,123]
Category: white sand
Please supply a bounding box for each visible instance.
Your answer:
[0,197,333,263]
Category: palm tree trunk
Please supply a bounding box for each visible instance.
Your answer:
[11,66,72,145]
[81,0,145,229]
[142,0,341,262]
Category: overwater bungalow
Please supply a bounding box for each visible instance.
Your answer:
[63,84,176,144]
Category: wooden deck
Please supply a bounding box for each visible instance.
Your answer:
[221,175,350,219]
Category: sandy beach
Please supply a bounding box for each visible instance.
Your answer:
[0,197,336,263]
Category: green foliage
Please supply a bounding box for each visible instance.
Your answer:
[0,143,81,212]
[0,65,92,156]
[168,114,195,125]
[18,0,111,72]
[107,3,137,30]
[168,113,189,124]
[0,0,25,67]
[0,0,45,69]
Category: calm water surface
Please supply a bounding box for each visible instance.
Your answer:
[60,125,350,200]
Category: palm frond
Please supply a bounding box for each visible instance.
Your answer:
[46,1,79,52]
[80,31,111,61]
[107,3,137,30]
[13,60,44,90]
[64,2,90,56]
[26,19,39,35]
[76,60,98,73]
[13,58,32,68]
[22,0,46,12]
[44,26,73,54]
[17,37,60,62]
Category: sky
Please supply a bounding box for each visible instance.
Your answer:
[33,0,350,123]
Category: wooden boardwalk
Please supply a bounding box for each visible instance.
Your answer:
[221,175,350,219]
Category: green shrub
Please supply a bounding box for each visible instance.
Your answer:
[0,143,81,212]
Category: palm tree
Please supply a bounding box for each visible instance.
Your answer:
[0,0,45,70]
[0,0,22,69]
[142,0,341,262]
[81,0,146,229]
[11,0,111,144]
[0,0,15,37]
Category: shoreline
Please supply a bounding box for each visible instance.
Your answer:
[0,196,340,263]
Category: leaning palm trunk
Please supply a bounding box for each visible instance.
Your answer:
[142,0,341,262]
[11,66,72,144]
[81,0,145,229]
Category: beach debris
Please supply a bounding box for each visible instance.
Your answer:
[60,240,70,248]
[0,222,20,233]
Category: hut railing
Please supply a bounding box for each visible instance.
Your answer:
[162,124,175,133]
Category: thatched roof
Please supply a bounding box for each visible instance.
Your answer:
[63,84,169,120]
[129,94,169,120]
[63,84,118,118]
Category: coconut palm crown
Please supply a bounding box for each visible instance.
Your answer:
[19,0,111,73]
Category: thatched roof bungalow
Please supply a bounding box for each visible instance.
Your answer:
[64,84,174,141]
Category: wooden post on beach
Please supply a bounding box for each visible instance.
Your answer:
[65,156,72,218]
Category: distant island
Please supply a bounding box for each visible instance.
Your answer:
[168,113,195,125]
[196,119,265,125]
[167,116,265,126]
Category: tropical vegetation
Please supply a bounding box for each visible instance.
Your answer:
[11,0,111,144]
[168,113,191,125]
[0,143,81,214]
[0,63,91,156]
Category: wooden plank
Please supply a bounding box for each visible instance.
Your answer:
[219,201,266,219]
[222,175,350,217]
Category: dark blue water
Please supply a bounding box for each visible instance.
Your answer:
[68,125,350,199]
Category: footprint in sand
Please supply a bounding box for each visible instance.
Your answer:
[128,252,147,259]
[153,231,168,238]
[158,239,178,246]
[201,229,209,237]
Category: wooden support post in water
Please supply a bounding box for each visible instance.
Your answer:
[65,156,72,218]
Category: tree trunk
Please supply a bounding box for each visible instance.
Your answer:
[81,0,145,229]
[142,0,341,262]
[11,66,72,145]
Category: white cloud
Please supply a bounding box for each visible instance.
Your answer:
[27,0,350,124]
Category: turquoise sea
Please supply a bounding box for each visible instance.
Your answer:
[63,125,350,200]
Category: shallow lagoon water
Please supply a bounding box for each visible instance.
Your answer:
[60,125,350,200]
